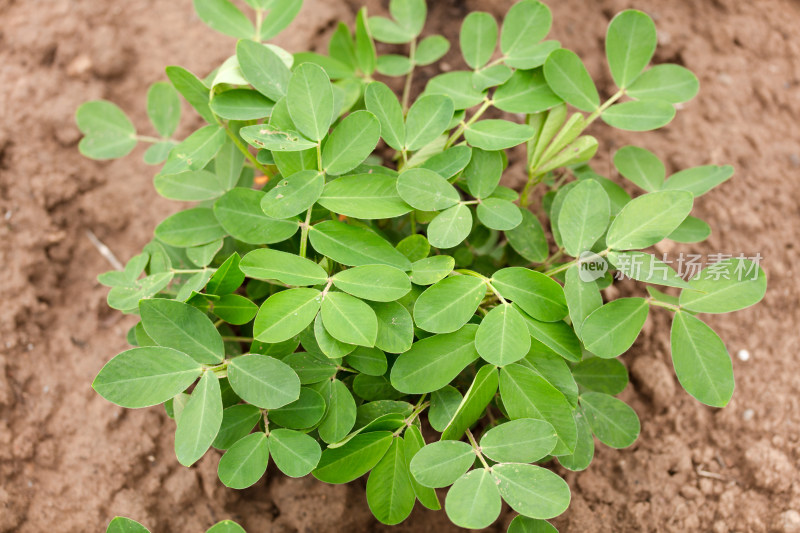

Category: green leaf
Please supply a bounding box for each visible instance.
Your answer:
[409,255,455,286]
[492,463,570,519]
[236,40,291,101]
[107,272,174,311]
[441,364,499,440]
[284,350,338,383]
[217,432,269,489]
[213,188,299,245]
[269,387,327,429]
[365,82,405,151]
[355,8,377,76]
[268,428,322,478]
[627,64,699,103]
[491,268,567,322]
[460,11,498,70]
[415,35,450,65]
[391,324,479,393]
[668,215,711,243]
[287,63,334,141]
[228,354,301,409]
[409,440,474,488]
[175,370,222,466]
[572,357,628,395]
[605,190,693,250]
[193,0,254,38]
[556,411,594,471]
[519,312,582,362]
[414,276,485,333]
[396,234,430,262]
[166,66,215,124]
[155,207,226,248]
[465,120,536,151]
[500,0,553,68]
[309,220,411,270]
[543,49,599,112]
[493,68,562,113]
[259,0,303,40]
[93,347,201,408]
[506,209,548,262]
[107,517,150,533]
[601,100,676,131]
[332,265,411,302]
[480,418,557,463]
[508,516,558,533]
[321,292,378,347]
[214,137,245,190]
[405,95,455,152]
[147,82,181,137]
[679,257,766,313]
[558,179,610,257]
[206,521,246,533]
[185,240,222,270]
[476,198,523,231]
[240,248,328,286]
[207,252,245,295]
[499,363,576,454]
[143,141,175,165]
[613,145,665,192]
[429,385,462,432]
[318,173,411,219]
[376,54,413,76]
[240,123,318,152]
[154,170,226,202]
[254,288,322,343]
[314,314,357,358]
[403,425,441,510]
[369,17,415,44]
[662,165,734,197]
[213,404,262,450]
[313,431,393,483]
[76,101,137,160]
[424,71,487,110]
[211,294,258,325]
[524,348,579,408]
[366,438,416,525]
[563,266,602,337]
[445,469,502,529]
[472,64,513,91]
[160,125,227,175]
[475,303,530,366]
[370,301,414,354]
[318,378,357,443]
[607,251,691,289]
[428,204,473,249]
[322,110,381,175]
[605,10,657,88]
[396,168,460,212]
[581,297,649,358]
[580,391,640,448]
[670,311,734,407]
[139,299,223,364]
[345,346,388,376]
[261,170,324,219]
[209,89,274,120]
[389,0,426,36]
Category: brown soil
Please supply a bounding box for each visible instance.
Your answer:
[1,0,799,531]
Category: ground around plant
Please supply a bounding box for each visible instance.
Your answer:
[1,0,799,531]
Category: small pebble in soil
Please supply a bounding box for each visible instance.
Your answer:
[737,349,751,361]
[743,409,755,421]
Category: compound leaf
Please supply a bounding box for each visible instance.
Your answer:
[76,101,137,160]
[500,0,553,68]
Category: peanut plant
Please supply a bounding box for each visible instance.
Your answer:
[81,0,767,531]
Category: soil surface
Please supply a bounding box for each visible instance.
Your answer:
[1,0,799,531]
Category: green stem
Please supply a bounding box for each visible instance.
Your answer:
[221,336,254,342]
[136,134,167,143]
[393,398,430,437]
[299,207,313,258]
[544,248,610,277]
[647,298,681,312]
[254,9,263,41]
[466,429,491,469]
[444,97,493,150]
[214,114,272,177]
[585,88,626,126]
[171,268,215,274]
[401,38,417,113]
